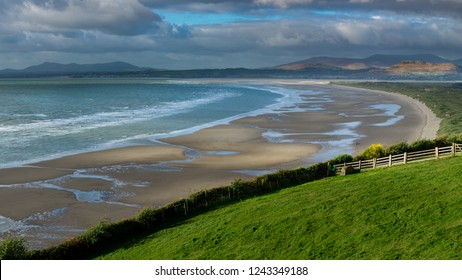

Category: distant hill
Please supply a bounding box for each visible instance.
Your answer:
[272,56,368,70]
[0,62,145,77]
[273,54,454,71]
[1,54,460,79]
[271,54,462,79]
[362,54,451,68]
[379,60,460,75]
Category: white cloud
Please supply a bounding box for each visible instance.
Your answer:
[252,0,314,9]
[6,0,161,35]
[336,21,380,45]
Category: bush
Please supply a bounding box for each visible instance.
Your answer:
[0,238,28,260]
[385,142,409,155]
[306,162,331,178]
[384,139,462,156]
[135,207,160,228]
[407,139,437,152]
[356,144,386,160]
[330,154,354,164]
[435,136,462,147]
[78,218,113,246]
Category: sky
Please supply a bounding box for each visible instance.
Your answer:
[0,0,461,70]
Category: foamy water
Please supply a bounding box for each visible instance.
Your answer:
[0,79,282,167]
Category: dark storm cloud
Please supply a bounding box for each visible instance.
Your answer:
[254,0,462,15]
[143,0,462,17]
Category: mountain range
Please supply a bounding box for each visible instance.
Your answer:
[0,62,145,77]
[0,54,461,79]
[273,54,461,71]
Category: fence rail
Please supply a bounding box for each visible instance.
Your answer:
[335,143,462,175]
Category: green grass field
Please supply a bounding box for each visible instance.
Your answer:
[98,156,462,260]
[335,82,462,137]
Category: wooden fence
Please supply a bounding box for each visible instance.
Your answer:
[335,143,462,175]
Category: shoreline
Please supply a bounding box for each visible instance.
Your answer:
[330,83,440,140]
[0,80,441,249]
[0,79,301,170]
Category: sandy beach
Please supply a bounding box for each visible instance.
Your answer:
[0,80,440,249]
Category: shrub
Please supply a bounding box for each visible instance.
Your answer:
[407,139,436,152]
[385,142,409,155]
[230,178,245,190]
[0,238,28,260]
[385,139,462,156]
[357,144,386,160]
[435,136,462,147]
[306,162,331,178]
[78,218,113,247]
[135,207,159,228]
[330,154,354,164]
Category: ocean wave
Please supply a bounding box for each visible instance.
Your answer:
[140,84,313,141]
[0,91,239,139]
[0,82,304,168]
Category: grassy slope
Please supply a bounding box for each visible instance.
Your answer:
[99,156,462,260]
[335,82,462,137]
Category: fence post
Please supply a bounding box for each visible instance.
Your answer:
[404,152,408,164]
[373,158,377,169]
[452,143,456,157]
[205,190,208,207]
[388,154,392,167]
[435,147,439,159]
[184,200,188,216]
[358,160,362,171]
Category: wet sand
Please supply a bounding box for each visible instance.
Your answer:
[0,81,440,249]
[0,145,186,185]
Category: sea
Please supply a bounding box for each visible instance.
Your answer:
[0,78,305,168]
